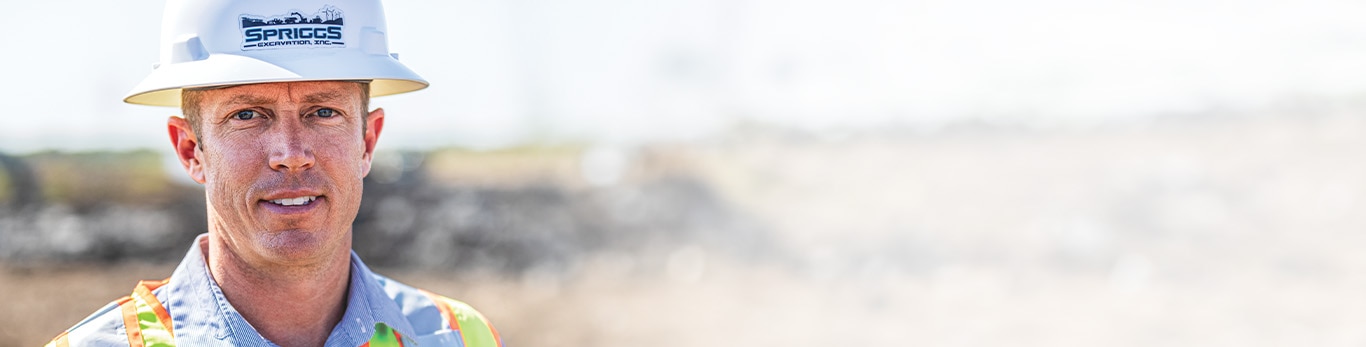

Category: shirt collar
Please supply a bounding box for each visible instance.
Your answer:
[160,234,414,346]
[327,251,416,346]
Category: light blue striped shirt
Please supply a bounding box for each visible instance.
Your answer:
[59,234,472,346]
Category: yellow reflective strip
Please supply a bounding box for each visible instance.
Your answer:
[365,323,404,347]
[443,298,499,347]
[131,293,176,347]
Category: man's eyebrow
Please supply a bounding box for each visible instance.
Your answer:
[302,91,345,104]
[223,94,275,106]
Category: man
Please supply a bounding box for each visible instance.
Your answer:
[47,0,503,346]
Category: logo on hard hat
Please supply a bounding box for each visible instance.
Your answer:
[240,5,345,50]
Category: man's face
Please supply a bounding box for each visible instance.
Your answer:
[171,81,383,266]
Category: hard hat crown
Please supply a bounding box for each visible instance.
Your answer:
[125,0,427,106]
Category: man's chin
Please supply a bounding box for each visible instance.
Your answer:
[252,228,340,263]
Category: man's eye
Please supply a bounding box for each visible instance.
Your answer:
[234,110,259,120]
[315,108,336,118]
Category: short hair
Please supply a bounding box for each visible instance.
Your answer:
[180,82,371,147]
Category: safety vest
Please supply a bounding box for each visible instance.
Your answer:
[45,279,502,347]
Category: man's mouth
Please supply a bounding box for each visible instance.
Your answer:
[268,196,318,206]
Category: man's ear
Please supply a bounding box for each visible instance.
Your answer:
[167,116,206,184]
[360,107,386,176]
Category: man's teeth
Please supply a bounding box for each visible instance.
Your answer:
[269,196,317,206]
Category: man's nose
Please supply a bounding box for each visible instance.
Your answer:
[267,128,315,171]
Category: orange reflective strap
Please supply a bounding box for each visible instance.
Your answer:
[117,278,176,347]
[461,306,503,347]
[134,279,175,336]
[118,296,146,347]
[43,331,70,347]
[489,322,503,347]
[418,290,502,347]
[420,289,462,332]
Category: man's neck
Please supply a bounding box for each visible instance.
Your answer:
[202,236,352,347]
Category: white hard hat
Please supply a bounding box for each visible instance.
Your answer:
[125,0,428,106]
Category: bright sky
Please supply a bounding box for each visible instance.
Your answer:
[4,0,1366,152]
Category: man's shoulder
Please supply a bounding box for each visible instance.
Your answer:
[369,273,503,346]
[47,300,132,347]
[369,273,447,334]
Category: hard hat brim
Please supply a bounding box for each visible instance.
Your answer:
[124,52,428,107]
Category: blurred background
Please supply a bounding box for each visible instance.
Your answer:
[5,0,1366,346]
